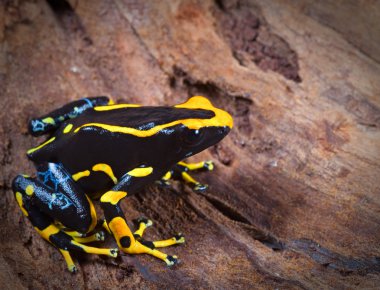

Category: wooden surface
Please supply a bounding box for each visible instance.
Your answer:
[0,0,379,289]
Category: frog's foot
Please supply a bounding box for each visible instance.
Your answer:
[133,217,185,248]
[160,161,214,192]
[130,217,185,266]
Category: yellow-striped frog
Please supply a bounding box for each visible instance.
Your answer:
[12,96,233,272]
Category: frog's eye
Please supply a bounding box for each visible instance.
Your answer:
[183,129,204,146]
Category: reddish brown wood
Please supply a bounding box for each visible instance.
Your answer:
[0,1,379,289]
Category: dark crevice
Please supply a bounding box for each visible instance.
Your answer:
[213,0,302,82]
[46,0,93,45]
[202,193,251,224]
[287,239,380,276]
[239,222,284,251]
[46,0,73,15]
[200,191,284,251]
[199,188,380,275]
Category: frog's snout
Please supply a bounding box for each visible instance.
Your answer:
[218,126,230,136]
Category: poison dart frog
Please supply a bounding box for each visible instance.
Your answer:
[12,96,233,272]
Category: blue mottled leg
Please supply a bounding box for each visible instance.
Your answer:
[25,162,99,233]
[29,96,112,136]
[12,178,117,272]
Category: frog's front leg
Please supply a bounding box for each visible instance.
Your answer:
[100,167,184,266]
[160,160,214,192]
[12,163,118,272]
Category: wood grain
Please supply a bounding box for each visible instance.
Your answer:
[0,0,379,289]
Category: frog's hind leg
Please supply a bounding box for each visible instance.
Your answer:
[12,185,118,272]
[29,96,112,136]
[12,164,118,272]
[160,160,214,192]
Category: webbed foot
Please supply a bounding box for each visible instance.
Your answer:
[132,218,184,266]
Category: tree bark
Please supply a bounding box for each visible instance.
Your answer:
[0,0,379,289]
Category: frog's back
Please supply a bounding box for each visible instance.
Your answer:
[27,105,215,194]
[28,104,214,163]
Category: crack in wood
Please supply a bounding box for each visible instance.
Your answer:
[190,186,380,276]
[287,239,380,276]
[46,0,93,45]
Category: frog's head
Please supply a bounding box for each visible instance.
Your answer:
[163,96,233,162]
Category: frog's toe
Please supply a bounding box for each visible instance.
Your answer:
[136,217,153,227]
[69,265,78,273]
[156,179,171,188]
[173,233,185,244]
[109,248,119,258]
[165,255,179,267]
[133,217,153,238]
[133,218,185,248]
[95,231,106,241]
[193,183,208,192]
[203,160,214,171]
[151,233,185,248]
[71,230,106,243]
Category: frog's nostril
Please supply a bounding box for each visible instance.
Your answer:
[218,126,230,135]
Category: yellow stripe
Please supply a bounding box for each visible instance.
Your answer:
[86,196,97,232]
[92,163,118,184]
[27,137,56,154]
[94,104,141,111]
[72,170,90,181]
[15,192,28,216]
[127,167,153,177]
[35,224,60,240]
[74,96,232,136]
[162,171,171,180]
[175,96,233,128]
[59,250,76,272]
[100,191,127,205]
[70,240,116,256]
[63,123,73,133]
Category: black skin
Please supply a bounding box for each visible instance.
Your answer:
[12,96,231,270]
[28,106,229,197]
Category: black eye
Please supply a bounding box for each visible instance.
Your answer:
[184,129,203,146]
